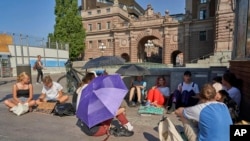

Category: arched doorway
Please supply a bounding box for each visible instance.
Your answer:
[171,50,183,66]
[138,36,163,63]
[121,53,130,62]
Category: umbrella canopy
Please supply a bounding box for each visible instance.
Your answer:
[76,74,128,128]
[82,56,125,69]
[115,64,150,76]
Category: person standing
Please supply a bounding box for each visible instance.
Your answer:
[35,55,44,84]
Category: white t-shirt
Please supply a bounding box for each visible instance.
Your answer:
[227,87,241,107]
[177,82,200,94]
[158,87,170,97]
[76,84,88,111]
[42,81,63,100]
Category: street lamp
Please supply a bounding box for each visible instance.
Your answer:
[98,42,106,56]
[144,40,154,61]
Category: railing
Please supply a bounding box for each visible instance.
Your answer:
[190,52,214,63]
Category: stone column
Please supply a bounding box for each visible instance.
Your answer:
[183,22,191,64]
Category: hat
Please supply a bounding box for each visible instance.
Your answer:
[212,82,223,92]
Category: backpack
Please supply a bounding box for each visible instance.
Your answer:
[33,61,38,70]
[181,82,199,107]
[54,103,75,117]
[76,119,100,136]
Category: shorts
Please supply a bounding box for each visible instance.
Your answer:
[18,97,28,103]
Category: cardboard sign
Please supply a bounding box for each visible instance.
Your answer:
[34,102,56,114]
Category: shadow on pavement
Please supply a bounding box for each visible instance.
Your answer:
[143,132,160,141]
[0,80,16,86]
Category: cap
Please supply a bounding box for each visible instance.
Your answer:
[212,82,223,92]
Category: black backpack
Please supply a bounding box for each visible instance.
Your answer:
[54,103,75,117]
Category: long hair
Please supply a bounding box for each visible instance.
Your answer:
[155,75,167,87]
[17,72,29,82]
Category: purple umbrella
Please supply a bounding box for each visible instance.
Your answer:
[76,74,128,128]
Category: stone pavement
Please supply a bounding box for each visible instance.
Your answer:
[0,73,182,141]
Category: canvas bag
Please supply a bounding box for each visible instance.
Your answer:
[10,103,29,116]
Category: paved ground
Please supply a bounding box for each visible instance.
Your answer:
[0,73,182,141]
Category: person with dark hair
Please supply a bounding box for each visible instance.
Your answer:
[222,72,241,108]
[34,55,44,84]
[175,84,232,141]
[128,76,146,107]
[215,90,239,123]
[167,71,199,113]
[145,76,170,107]
[212,76,222,84]
[76,72,96,111]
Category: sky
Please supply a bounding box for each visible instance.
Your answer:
[0,0,185,39]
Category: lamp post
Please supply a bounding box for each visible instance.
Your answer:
[98,42,106,56]
[144,40,154,62]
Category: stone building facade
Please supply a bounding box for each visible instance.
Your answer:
[81,0,234,66]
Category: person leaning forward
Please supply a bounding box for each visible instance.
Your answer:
[36,75,69,105]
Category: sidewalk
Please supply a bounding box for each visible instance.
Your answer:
[0,73,182,141]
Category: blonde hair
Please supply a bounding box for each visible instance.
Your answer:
[43,75,52,85]
[199,83,216,101]
[17,72,29,82]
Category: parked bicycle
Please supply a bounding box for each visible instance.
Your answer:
[57,60,85,95]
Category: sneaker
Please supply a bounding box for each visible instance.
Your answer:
[128,101,136,107]
[136,101,141,106]
[36,82,40,85]
[167,103,176,114]
[144,101,151,107]
[112,126,134,137]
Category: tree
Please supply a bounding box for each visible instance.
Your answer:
[50,0,85,59]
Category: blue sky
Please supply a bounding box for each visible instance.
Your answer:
[0,0,185,39]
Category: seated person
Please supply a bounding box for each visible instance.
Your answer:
[36,75,69,105]
[145,76,170,107]
[76,107,134,137]
[75,72,96,111]
[215,89,240,123]
[128,76,146,107]
[222,72,241,108]
[175,83,232,141]
[168,71,199,113]
[4,72,36,112]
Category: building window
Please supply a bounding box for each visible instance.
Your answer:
[88,24,92,31]
[200,0,207,3]
[199,9,206,20]
[97,23,101,30]
[106,8,110,13]
[106,22,110,29]
[199,31,207,41]
[97,10,101,14]
[88,41,92,48]
[97,40,102,48]
[107,39,112,48]
[88,11,92,15]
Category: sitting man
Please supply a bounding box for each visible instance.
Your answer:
[36,75,69,105]
[168,70,199,113]
[128,76,146,107]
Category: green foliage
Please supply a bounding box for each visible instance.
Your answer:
[50,0,86,59]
